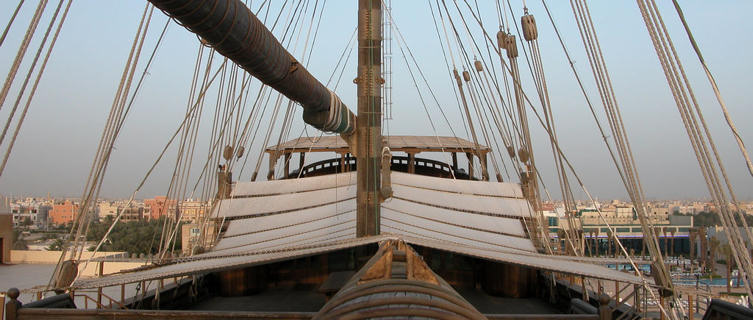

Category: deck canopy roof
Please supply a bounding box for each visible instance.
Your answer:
[265,135,490,154]
[72,172,646,289]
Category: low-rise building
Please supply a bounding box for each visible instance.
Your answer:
[178,199,208,222]
[575,206,693,256]
[50,200,79,226]
[118,204,144,222]
[10,199,51,229]
[144,196,177,220]
[181,221,217,255]
[98,201,119,219]
[0,196,12,264]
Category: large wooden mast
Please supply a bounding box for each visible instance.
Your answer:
[355,0,382,237]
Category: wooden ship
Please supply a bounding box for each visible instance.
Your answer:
[3,0,752,319]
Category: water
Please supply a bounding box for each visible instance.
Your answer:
[606,263,651,273]
[605,263,741,287]
[673,277,742,287]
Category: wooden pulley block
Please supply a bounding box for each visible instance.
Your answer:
[518,147,529,163]
[462,70,471,82]
[497,30,507,49]
[505,35,518,58]
[474,60,483,72]
[223,145,233,161]
[521,14,538,41]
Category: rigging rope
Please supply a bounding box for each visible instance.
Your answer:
[670,0,753,179]
[0,0,67,178]
[437,2,661,306]
[0,0,48,112]
[567,1,678,317]
[0,0,25,48]
[48,3,155,292]
[637,0,753,303]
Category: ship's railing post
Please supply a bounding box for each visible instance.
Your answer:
[5,288,21,320]
[598,293,611,320]
[614,281,620,303]
[659,294,665,320]
[284,152,291,178]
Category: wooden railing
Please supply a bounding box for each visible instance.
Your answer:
[16,309,315,319]
[293,156,461,179]
[71,289,127,310]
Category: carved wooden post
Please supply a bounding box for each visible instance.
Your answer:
[284,152,291,178]
[451,152,458,173]
[481,152,489,181]
[598,293,611,320]
[614,281,619,303]
[97,262,104,307]
[266,154,277,180]
[659,294,665,320]
[5,288,21,320]
[408,153,415,174]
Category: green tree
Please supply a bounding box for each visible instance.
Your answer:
[86,218,182,255]
[12,229,28,250]
[47,238,65,251]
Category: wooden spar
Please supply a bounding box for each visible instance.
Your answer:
[356,0,382,237]
[146,0,356,135]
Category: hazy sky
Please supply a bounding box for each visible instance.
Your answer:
[0,0,751,201]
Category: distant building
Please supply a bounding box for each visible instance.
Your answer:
[118,204,144,223]
[10,200,51,229]
[144,196,176,220]
[181,221,217,255]
[574,206,694,256]
[50,200,79,226]
[98,201,119,219]
[0,196,12,264]
[178,199,208,222]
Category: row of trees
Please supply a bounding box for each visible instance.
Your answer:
[84,216,182,255]
[673,210,753,227]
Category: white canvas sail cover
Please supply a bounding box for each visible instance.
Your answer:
[74,172,644,288]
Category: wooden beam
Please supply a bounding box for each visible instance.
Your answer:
[17,309,315,319]
[267,155,277,180]
[355,0,383,237]
[481,152,489,181]
[284,153,291,178]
